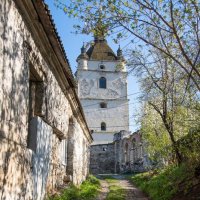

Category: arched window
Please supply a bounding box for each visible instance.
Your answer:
[125,143,129,153]
[100,102,107,108]
[132,138,136,149]
[132,138,136,162]
[125,143,129,163]
[101,122,106,131]
[99,77,106,89]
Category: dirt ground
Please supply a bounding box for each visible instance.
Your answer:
[96,175,149,200]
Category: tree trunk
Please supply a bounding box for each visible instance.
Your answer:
[164,121,183,165]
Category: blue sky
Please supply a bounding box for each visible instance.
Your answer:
[45,0,141,132]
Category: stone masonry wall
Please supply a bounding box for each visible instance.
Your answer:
[0,1,92,199]
[90,143,115,174]
[67,117,90,185]
[89,131,149,175]
[114,131,149,173]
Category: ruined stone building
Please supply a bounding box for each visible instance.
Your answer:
[76,36,129,144]
[90,130,149,174]
[113,131,149,173]
[0,0,92,199]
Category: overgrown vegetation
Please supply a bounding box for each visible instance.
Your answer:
[130,164,197,200]
[177,129,200,164]
[47,175,100,200]
[103,177,126,200]
[100,175,118,184]
[106,185,126,200]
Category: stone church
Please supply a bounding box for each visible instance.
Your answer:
[76,36,129,144]
[0,0,92,199]
[76,33,149,174]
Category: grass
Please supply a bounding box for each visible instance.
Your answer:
[105,178,118,184]
[48,175,100,200]
[106,185,126,200]
[100,176,126,200]
[130,164,191,200]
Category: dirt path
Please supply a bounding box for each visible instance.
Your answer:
[96,175,149,200]
[96,179,109,200]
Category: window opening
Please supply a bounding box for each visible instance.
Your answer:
[99,77,106,89]
[60,139,67,165]
[101,122,106,131]
[125,143,129,163]
[99,64,105,70]
[132,138,136,148]
[27,66,44,150]
[103,147,107,151]
[100,102,107,108]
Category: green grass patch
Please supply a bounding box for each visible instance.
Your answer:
[100,176,126,200]
[99,175,118,184]
[48,175,100,200]
[106,178,118,184]
[106,185,126,200]
[105,177,118,184]
[130,164,190,200]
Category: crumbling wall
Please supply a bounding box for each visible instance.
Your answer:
[114,131,149,173]
[0,138,33,200]
[90,143,115,174]
[89,131,149,175]
[0,1,35,198]
[67,117,90,185]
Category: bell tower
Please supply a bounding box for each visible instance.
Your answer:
[76,37,129,144]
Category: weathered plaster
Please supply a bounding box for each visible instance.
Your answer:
[77,57,129,144]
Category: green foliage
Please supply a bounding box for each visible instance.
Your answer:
[130,164,191,200]
[105,178,118,184]
[141,106,171,164]
[106,185,126,200]
[177,128,200,164]
[85,174,101,185]
[47,175,100,200]
[100,175,118,183]
[99,176,126,200]
[79,176,100,199]
[140,99,200,165]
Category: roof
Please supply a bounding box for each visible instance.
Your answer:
[14,0,93,142]
[32,1,75,86]
[86,38,117,61]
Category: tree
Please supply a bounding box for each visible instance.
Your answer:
[140,104,172,165]
[131,48,199,164]
[55,0,200,90]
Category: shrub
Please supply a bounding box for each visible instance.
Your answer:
[106,185,126,200]
[130,164,190,200]
[177,129,200,164]
[47,175,100,200]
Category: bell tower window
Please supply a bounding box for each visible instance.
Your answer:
[101,122,106,131]
[99,77,106,89]
[99,64,105,70]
